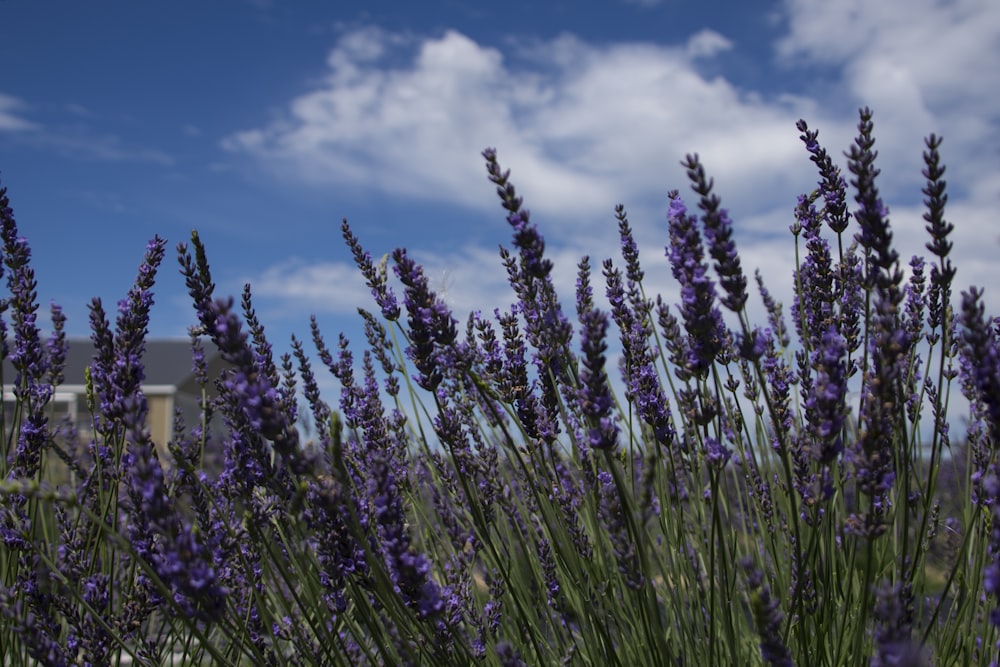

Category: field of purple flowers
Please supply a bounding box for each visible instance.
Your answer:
[2,107,999,666]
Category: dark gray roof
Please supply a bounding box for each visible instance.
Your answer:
[4,338,222,389]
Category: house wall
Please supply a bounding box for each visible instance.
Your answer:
[147,393,174,447]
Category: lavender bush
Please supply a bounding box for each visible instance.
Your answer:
[2,107,999,665]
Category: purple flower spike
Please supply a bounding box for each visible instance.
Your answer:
[495,641,528,667]
[871,581,926,667]
[183,288,303,479]
[983,469,1000,630]
[0,187,54,478]
[483,148,553,280]
[796,118,849,234]
[960,288,1000,444]
[615,205,644,285]
[742,559,795,667]
[791,194,836,350]
[342,219,400,321]
[392,247,457,391]
[370,453,444,620]
[598,470,644,590]
[921,134,955,288]
[576,256,594,317]
[848,107,902,305]
[683,154,748,313]
[803,326,849,465]
[666,192,727,377]
[577,307,618,452]
[1,179,56,460]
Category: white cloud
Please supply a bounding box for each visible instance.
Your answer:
[770,0,1000,320]
[0,93,38,132]
[251,244,516,320]
[776,0,1000,191]
[223,27,820,226]
[232,8,1000,330]
[686,29,733,59]
[252,258,370,315]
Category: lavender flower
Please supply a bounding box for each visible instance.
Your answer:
[842,109,909,535]
[203,296,303,478]
[483,148,552,281]
[485,148,574,409]
[656,295,694,384]
[871,581,927,667]
[982,468,1000,633]
[1,182,56,482]
[761,332,796,455]
[960,288,1000,445]
[108,237,166,407]
[308,499,362,617]
[921,134,956,287]
[836,247,865,357]
[605,262,674,447]
[495,641,528,667]
[472,310,505,386]
[359,307,399,380]
[703,436,731,470]
[291,334,332,443]
[241,283,279,390]
[847,110,909,373]
[756,270,790,349]
[848,377,897,536]
[370,452,445,620]
[536,535,561,610]
[802,326,849,465]
[496,305,544,440]
[796,118,849,234]
[2,109,997,666]
[342,219,400,321]
[666,192,727,377]
[616,205,644,286]
[1,190,44,397]
[577,307,618,452]
[791,193,836,350]
[598,470,644,590]
[575,256,595,317]
[742,559,794,667]
[45,303,67,389]
[175,230,215,329]
[97,240,228,621]
[848,108,899,287]
[480,574,504,648]
[393,247,457,391]
[684,154,748,313]
[0,590,70,667]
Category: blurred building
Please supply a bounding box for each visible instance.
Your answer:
[2,338,228,478]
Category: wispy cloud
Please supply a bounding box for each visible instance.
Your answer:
[33,130,175,165]
[1,94,174,165]
[251,244,514,320]
[0,93,38,132]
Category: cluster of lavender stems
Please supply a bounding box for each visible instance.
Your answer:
[2,107,1000,666]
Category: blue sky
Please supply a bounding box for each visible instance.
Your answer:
[2,0,999,371]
